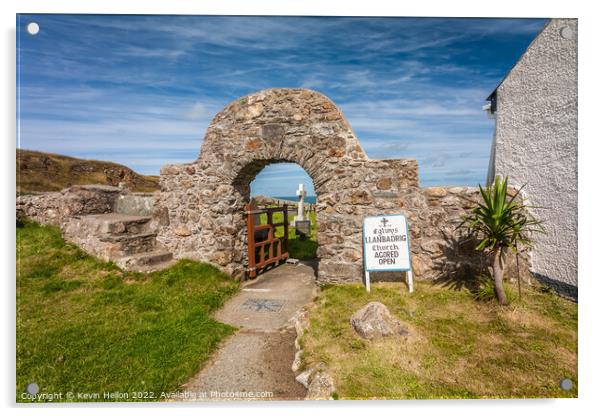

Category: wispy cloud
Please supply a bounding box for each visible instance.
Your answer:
[16,14,547,189]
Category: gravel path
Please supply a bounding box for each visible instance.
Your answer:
[176,262,316,401]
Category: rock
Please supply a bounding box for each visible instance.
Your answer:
[160,165,180,175]
[424,187,447,197]
[350,302,410,340]
[295,369,313,389]
[291,309,310,338]
[291,349,303,372]
[376,177,392,190]
[260,123,285,141]
[306,364,336,400]
[246,102,264,119]
[174,226,192,237]
[345,190,373,205]
[245,138,262,151]
[411,255,431,277]
[421,239,443,254]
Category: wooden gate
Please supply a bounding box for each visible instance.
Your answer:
[245,203,289,279]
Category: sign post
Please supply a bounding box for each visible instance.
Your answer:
[362,214,413,293]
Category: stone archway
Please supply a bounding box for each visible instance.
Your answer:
[155,88,419,282]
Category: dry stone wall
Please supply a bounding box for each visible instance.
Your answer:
[16,184,123,226]
[155,88,529,283]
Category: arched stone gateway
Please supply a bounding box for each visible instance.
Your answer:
[155,88,527,283]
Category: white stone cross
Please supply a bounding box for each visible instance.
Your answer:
[294,183,307,224]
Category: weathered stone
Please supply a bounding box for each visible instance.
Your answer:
[210,251,232,266]
[342,249,361,263]
[376,177,392,190]
[306,363,336,400]
[411,255,432,277]
[424,187,447,197]
[160,165,180,175]
[295,369,312,389]
[440,195,462,207]
[174,226,192,237]
[345,190,373,205]
[245,138,262,151]
[421,240,443,254]
[293,309,310,338]
[260,123,285,141]
[291,349,303,372]
[247,102,263,119]
[350,302,410,340]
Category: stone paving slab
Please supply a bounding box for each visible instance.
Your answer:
[214,263,316,331]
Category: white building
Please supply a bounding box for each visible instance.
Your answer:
[485,18,577,298]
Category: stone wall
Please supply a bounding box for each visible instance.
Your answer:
[488,19,577,297]
[16,184,123,226]
[155,88,529,283]
[318,185,529,283]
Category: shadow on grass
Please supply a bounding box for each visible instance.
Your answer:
[431,231,488,293]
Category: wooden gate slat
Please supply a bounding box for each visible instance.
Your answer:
[245,203,290,279]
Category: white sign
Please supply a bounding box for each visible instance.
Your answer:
[362,214,413,293]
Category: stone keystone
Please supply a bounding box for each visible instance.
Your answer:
[350,302,410,340]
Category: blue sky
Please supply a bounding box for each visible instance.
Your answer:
[16,15,548,196]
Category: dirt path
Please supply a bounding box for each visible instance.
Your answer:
[176,262,316,401]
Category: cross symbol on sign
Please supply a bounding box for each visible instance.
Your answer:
[380,217,389,227]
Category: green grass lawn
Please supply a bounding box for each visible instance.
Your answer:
[301,281,577,399]
[16,220,239,402]
[260,209,317,260]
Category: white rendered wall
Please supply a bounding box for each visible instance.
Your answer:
[492,18,577,296]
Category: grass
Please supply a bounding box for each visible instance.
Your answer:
[301,280,577,399]
[16,220,239,402]
[259,208,318,260]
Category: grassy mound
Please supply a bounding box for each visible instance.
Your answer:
[17,221,238,402]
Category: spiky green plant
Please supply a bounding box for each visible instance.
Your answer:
[459,176,544,304]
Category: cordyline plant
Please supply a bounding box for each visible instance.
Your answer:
[458,176,544,305]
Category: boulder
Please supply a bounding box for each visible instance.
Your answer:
[350,302,410,340]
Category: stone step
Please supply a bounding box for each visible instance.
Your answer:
[95,213,153,235]
[115,250,175,272]
[61,212,175,273]
[72,213,153,236]
[99,232,158,257]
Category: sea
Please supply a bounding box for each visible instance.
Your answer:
[274,195,317,204]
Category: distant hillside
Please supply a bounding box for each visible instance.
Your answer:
[17,149,160,194]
